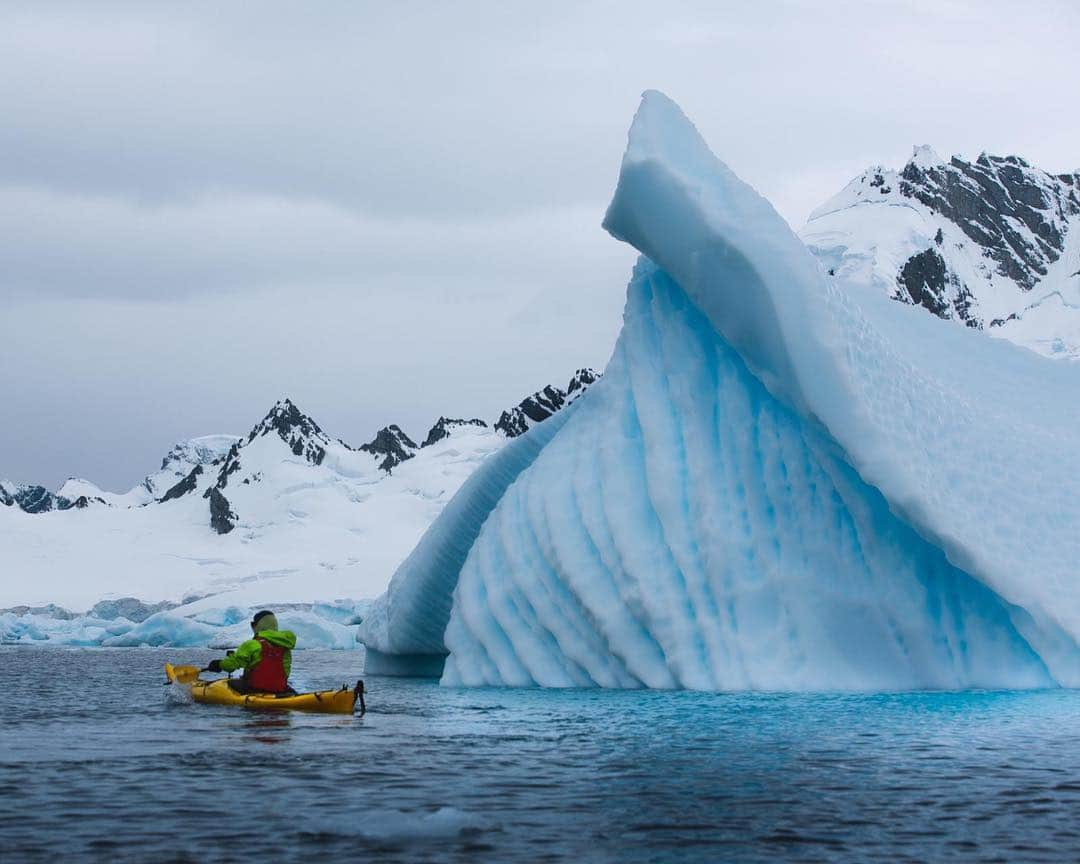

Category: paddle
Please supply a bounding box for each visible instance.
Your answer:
[165,663,208,685]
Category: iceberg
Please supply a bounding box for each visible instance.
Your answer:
[359,407,577,675]
[364,91,1080,690]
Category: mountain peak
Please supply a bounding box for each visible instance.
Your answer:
[908,144,944,171]
[566,368,600,401]
[421,417,488,448]
[247,398,331,465]
[360,424,418,472]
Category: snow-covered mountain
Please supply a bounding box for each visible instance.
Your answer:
[1,436,240,515]
[802,148,1080,358]
[0,370,600,637]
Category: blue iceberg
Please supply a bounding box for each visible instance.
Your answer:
[361,92,1080,690]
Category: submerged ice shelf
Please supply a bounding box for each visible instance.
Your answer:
[362,91,1080,690]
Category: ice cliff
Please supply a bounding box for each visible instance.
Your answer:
[361,91,1080,691]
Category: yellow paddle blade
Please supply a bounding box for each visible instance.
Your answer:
[166,663,203,684]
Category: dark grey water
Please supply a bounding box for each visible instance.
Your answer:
[2,647,1080,862]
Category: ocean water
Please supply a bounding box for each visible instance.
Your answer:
[2,647,1079,862]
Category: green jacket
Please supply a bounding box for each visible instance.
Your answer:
[219,629,297,677]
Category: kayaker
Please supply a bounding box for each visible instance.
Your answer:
[207,610,297,694]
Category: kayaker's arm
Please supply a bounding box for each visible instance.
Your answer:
[216,639,261,674]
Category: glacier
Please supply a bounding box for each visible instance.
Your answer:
[362,91,1080,690]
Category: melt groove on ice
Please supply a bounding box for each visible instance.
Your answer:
[361,91,1080,690]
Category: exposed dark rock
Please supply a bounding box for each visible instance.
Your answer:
[208,487,236,534]
[212,443,243,490]
[421,417,488,448]
[246,398,329,466]
[896,248,981,327]
[495,385,566,437]
[566,368,600,400]
[361,425,418,472]
[934,228,944,245]
[899,155,1080,292]
[12,485,55,514]
[0,482,106,513]
[159,464,203,502]
[897,249,950,317]
[496,369,602,438]
[66,495,106,509]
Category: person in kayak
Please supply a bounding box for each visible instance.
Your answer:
[207,610,297,694]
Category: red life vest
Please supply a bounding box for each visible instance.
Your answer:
[245,636,289,693]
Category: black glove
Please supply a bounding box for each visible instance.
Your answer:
[207,659,223,673]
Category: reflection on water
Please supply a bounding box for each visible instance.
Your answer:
[2,647,1080,862]
[245,713,292,744]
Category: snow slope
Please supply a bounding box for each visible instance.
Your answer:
[1,374,599,647]
[0,417,502,612]
[365,91,1080,691]
[802,148,1080,358]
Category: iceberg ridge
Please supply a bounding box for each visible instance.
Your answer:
[364,91,1080,690]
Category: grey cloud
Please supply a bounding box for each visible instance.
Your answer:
[1,0,1078,489]
[0,185,626,299]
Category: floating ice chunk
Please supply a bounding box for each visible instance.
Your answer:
[0,611,134,645]
[1,601,364,649]
[103,612,218,647]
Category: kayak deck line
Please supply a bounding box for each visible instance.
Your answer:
[165,663,365,715]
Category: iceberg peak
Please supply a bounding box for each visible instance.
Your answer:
[363,91,1080,691]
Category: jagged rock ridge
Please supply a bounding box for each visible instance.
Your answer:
[246,398,333,466]
[3,369,601,524]
[0,482,96,513]
[898,154,1079,292]
[360,425,418,472]
[422,417,487,448]
[495,368,601,437]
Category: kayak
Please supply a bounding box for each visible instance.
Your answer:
[165,663,364,714]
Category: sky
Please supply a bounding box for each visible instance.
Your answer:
[2,0,1078,491]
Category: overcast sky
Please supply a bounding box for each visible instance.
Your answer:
[3,0,1078,491]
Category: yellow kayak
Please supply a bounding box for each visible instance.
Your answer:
[165,663,364,714]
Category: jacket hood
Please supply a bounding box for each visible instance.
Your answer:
[252,611,278,633]
[256,629,297,649]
